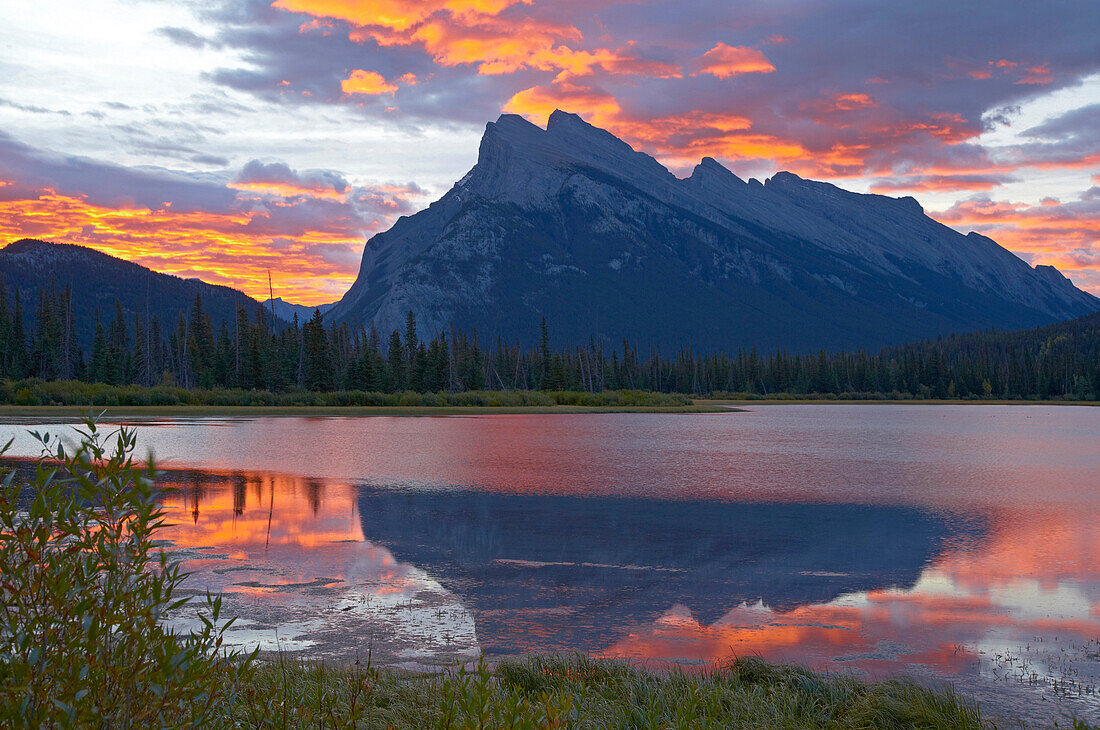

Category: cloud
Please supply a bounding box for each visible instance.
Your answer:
[155,26,218,50]
[6,0,1100,297]
[0,133,426,304]
[932,189,1100,292]
[504,80,621,129]
[869,173,1015,193]
[271,0,525,33]
[694,43,775,78]
[0,98,71,116]
[230,159,351,199]
[996,103,1100,170]
[1016,65,1053,85]
[341,69,399,95]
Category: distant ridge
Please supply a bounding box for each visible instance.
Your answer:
[328,110,1098,352]
[0,239,274,347]
[263,297,335,324]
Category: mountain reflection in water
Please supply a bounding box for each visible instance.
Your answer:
[354,488,978,655]
[2,406,1097,723]
[155,467,1099,722]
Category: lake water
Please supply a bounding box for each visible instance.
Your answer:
[2,405,1098,725]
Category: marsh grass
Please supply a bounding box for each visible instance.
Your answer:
[0,379,689,409]
[221,652,993,729]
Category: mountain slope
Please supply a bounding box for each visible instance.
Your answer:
[328,110,1098,352]
[262,297,334,324]
[0,239,271,347]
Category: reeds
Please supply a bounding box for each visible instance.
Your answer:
[220,653,995,729]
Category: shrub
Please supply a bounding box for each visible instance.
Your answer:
[0,417,252,726]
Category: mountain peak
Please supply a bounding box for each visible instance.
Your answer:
[690,156,744,183]
[766,171,805,186]
[546,109,584,130]
[3,238,51,254]
[473,110,674,202]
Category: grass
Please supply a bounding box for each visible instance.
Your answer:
[0,403,729,418]
[0,379,732,415]
[218,653,994,729]
[697,397,1098,406]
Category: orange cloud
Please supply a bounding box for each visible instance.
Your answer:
[931,195,1100,293]
[281,0,680,84]
[228,181,348,199]
[868,174,1006,193]
[504,88,809,171]
[695,43,775,78]
[341,69,399,95]
[801,91,878,120]
[273,0,526,33]
[1016,65,1053,85]
[0,183,418,304]
[504,81,621,130]
[831,92,876,110]
[934,197,1100,249]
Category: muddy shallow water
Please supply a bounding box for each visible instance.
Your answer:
[3,405,1098,726]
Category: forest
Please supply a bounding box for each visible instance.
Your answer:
[1,281,1097,401]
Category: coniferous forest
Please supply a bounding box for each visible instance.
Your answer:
[0,281,1098,403]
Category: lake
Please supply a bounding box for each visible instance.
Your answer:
[2,405,1098,725]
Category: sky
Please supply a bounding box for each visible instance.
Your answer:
[0,0,1097,305]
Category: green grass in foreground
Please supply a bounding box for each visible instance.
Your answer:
[226,653,991,730]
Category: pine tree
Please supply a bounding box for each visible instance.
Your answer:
[387,330,404,392]
[303,309,332,391]
[89,319,112,384]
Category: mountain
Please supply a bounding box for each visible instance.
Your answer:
[262,297,334,324]
[0,239,271,347]
[328,110,1098,352]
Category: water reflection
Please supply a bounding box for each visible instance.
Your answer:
[158,471,480,666]
[157,471,1099,722]
[354,488,980,654]
[1,406,1097,722]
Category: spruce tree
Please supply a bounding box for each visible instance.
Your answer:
[387,330,404,392]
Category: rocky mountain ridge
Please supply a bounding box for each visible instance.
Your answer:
[328,110,1096,352]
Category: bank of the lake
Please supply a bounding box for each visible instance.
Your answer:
[0,403,730,419]
[698,397,1099,406]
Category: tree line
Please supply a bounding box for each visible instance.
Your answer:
[1,281,1097,399]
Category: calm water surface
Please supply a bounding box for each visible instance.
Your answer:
[2,405,1098,725]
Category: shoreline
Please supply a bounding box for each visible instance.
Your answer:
[699,397,1098,406]
[0,399,1095,419]
[0,403,733,419]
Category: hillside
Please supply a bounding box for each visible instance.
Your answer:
[0,239,271,347]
